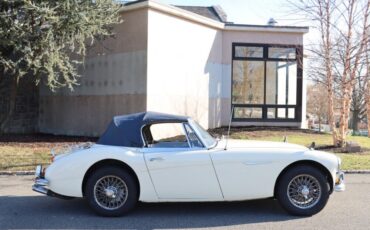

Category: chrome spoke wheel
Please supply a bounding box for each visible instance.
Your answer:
[93,175,128,210]
[287,174,321,209]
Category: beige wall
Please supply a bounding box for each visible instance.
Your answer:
[39,9,148,136]
[222,31,304,65]
[146,8,224,129]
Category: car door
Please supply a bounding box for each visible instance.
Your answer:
[141,122,223,200]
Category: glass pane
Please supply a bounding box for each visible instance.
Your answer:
[266,61,297,105]
[188,120,216,147]
[232,61,264,104]
[184,124,203,148]
[277,108,286,118]
[287,63,297,105]
[267,108,295,119]
[235,46,263,58]
[267,108,276,119]
[266,63,276,104]
[234,107,262,119]
[269,47,296,59]
[149,123,188,148]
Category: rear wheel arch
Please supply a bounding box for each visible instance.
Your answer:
[81,159,140,198]
[273,160,333,198]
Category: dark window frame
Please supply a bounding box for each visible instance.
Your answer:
[231,43,303,122]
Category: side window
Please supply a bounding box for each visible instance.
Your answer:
[147,123,189,148]
[184,124,204,148]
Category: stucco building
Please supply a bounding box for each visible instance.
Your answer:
[38,0,308,136]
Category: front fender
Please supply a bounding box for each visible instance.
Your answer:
[276,150,340,191]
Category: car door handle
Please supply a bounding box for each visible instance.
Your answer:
[149,157,165,162]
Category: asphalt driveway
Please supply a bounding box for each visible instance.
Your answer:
[0,174,369,230]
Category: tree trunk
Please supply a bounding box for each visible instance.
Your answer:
[367,102,370,138]
[367,94,370,138]
[328,85,338,145]
[322,0,338,146]
[0,77,18,133]
[338,85,353,147]
[352,109,359,132]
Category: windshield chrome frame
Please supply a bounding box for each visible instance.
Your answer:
[187,119,217,149]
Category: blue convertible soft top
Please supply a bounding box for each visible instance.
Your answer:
[97,111,189,147]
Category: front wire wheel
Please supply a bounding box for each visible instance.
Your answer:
[277,165,330,216]
[287,174,322,209]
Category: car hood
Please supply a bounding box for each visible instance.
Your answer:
[216,139,308,151]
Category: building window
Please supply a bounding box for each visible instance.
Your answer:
[235,46,264,58]
[232,61,264,104]
[232,43,302,122]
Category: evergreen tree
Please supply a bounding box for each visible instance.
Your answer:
[0,0,122,132]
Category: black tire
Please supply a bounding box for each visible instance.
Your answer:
[85,166,138,217]
[276,165,330,216]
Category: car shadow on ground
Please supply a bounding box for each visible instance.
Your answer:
[0,196,305,229]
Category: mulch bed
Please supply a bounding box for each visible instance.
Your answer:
[209,126,326,139]
[210,126,322,133]
[315,145,370,154]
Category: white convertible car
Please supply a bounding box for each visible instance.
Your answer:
[33,112,345,217]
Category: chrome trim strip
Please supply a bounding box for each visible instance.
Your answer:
[243,161,273,166]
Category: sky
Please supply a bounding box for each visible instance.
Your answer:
[158,0,309,27]
[157,0,317,45]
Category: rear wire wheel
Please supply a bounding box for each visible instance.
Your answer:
[85,166,138,216]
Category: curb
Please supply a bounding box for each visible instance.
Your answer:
[1,170,370,176]
[343,170,370,174]
[0,171,34,176]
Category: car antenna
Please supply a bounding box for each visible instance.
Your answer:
[224,106,234,150]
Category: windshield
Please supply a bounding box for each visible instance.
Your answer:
[188,120,217,148]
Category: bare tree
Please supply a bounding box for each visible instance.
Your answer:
[307,83,329,131]
[290,0,370,146]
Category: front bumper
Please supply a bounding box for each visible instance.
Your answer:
[334,171,345,192]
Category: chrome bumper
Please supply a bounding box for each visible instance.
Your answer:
[32,165,50,195]
[32,179,49,195]
[334,171,345,192]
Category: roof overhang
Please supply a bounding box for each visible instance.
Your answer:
[225,24,309,33]
[120,0,309,34]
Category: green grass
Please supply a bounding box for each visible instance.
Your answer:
[0,146,50,171]
[228,130,370,148]
[336,153,370,170]
[0,130,369,171]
